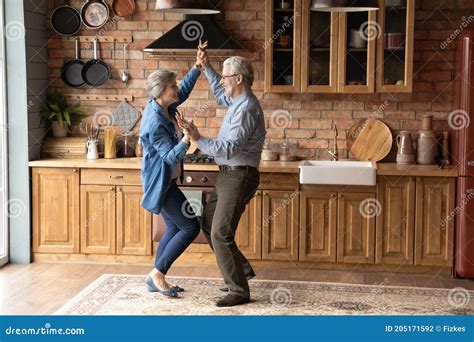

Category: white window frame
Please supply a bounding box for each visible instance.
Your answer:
[0,0,9,267]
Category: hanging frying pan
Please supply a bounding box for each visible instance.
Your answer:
[61,38,85,87]
[80,0,110,30]
[112,0,136,18]
[82,38,110,86]
[50,1,81,36]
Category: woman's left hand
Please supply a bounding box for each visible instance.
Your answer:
[175,109,192,130]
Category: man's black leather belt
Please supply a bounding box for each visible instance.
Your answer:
[219,165,257,172]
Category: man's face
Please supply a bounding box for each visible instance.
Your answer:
[219,64,238,98]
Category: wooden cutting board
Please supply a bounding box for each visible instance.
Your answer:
[349,119,393,162]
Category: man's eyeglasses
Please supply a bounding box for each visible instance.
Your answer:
[221,74,240,80]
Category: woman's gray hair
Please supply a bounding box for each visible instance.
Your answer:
[147,69,177,99]
[223,56,254,86]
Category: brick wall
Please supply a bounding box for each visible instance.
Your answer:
[46,0,474,160]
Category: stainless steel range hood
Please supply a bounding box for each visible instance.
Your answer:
[143,15,244,56]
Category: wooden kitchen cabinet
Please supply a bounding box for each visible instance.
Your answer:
[262,190,299,261]
[414,177,455,267]
[116,186,152,256]
[299,191,337,262]
[267,0,413,93]
[337,11,377,93]
[301,0,339,93]
[80,185,116,254]
[80,183,151,256]
[32,168,80,253]
[376,0,415,92]
[337,192,376,264]
[80,169,151,256]
[264,0,302,92]
[376,176,415,265]
[235,191,262,260]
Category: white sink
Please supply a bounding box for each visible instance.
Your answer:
[299,160,377,186]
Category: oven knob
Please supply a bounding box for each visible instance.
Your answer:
[200,176,208,183]
[185,176,193,183]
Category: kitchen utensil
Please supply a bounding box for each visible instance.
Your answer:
[80,0,110,30]
[135,136,143,157]
[118,131,136,157]
[441,131,450,165]
[112,0,136,17]
[86,139,99,159]
[262,141,279,161]
[349,29,367,48]
[396,131,415,164]
[61,37,85,87]
[82,38,110,86]
[50,1,82,36]
[278,0,293,9]
[349,119,393,162]
[385,33,405,49]
[104,128,117,159]
[386,0,405,6]
[120,43,129,84]
[416,114,436,165]
[112,101,141,132]
[279,34,291,48]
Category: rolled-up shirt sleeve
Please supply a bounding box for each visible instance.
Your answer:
[197,110,256,160]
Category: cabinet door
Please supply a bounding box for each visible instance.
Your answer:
[262,190,299,260]
[337,192,376,263]
[80,185,116,254]
[264,0,301,92]
[116,186,151,256]
[376,0,415,92]
[299,191,337,262]
[415,177,455,267]
[32,168,80,253]
[236,191,262,260]
[337,11,377,93]
[376,176,415,265]
[301,0,339,93]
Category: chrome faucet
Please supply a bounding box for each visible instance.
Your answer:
[328,120,339,161]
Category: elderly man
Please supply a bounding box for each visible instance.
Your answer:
[181,47,266,307]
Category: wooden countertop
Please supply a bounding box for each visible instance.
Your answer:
[28,158,458,177]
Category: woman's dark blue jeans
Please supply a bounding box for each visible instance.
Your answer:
[155,181,200,274]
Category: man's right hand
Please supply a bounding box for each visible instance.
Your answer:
[197,39,210,69]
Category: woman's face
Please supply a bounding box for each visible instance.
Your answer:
[159,80,179,105]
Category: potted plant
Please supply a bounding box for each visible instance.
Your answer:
[40,91,85,137]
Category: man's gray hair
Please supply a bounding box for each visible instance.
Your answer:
[147,69,176,99]
[223,56,254,87]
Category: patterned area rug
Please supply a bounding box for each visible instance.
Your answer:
[55,274,474,315]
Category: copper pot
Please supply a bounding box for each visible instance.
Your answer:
[155,0,219,14]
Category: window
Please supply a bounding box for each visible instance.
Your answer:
[0,0,8,267]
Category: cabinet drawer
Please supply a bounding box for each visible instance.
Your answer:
[81,169,142,186]
[259,173,299,190]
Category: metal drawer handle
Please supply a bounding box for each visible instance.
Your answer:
[109,175,124,179]
[467,189,474,194]
[468,161,474,167]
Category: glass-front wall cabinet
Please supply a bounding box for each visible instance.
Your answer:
[265,0,301,92]
[376,0,415,92]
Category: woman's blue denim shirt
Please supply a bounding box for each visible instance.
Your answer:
[140,67,200,214]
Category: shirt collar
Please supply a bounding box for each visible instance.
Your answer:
[231,90,251,105]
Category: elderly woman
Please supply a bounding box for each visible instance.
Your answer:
[140,43,207,298]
